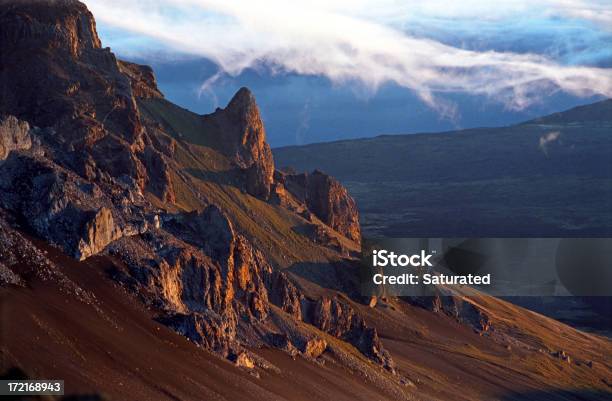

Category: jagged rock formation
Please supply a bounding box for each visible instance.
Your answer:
[305,170,361,244]
[268,269,304,320]
[202,88,275,199]
[0,0,170,197]
[0,150,152,260]
[2,3,612,401]
[109,206,388,366]
[118,60,164,99]
[278,169,361,244]
[0,116,32,160]
[142,145,176,203]
[76,207,122,261]
[0,0,392,382]
[312,296,394,370]
[406,289,492,334]
[302,337,327,358]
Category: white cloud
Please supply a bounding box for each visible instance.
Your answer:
[83,0,612,112]
[552,0,612,29]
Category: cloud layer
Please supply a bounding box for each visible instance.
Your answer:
[84,0,612,112]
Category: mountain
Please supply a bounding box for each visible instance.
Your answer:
[274,100,612,237]
[530,99,612,125]
[1,1,611,400]
[138,57,602,147]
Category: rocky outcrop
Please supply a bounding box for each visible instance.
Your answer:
[202,88,274,199]
[305,171,361,244]
[406,291,492,334]
[0,151,152,260]
[232,352,256,369]
[280,170,361,244]
[167,206,273,321]
[149,131,176,158]
[0,0,393,381]
[0,0,147,189]
[311,296,394,371]
[268,270,304,320]
[143,146,175,203]
[0,0,102,56]
[0,116,32,160]
[76,207,122,261]
[160,311,237,356]
[163,205,235,262]
[110,206,275,353]
[118,60,164,99]
[108,204,394,369]
[302,337,327,358]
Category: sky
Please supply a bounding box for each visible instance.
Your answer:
[84,0,612,146]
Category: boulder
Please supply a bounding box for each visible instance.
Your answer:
[302,337,327,358]
[233,352,256,369]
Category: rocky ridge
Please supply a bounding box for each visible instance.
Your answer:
[0,0,389,378]
[2,3,612,400]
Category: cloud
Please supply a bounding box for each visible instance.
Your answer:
[84,0,612,112]
[552,0,612,29]
[539,131,561,155]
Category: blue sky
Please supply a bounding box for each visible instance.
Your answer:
[85,0,612,146]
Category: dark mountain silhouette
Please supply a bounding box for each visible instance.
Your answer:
[274,99,612,237]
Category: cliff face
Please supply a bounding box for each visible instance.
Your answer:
[0,0,102,56]
[0,0,389,379]
[108,204,388,368]
[0,0,148,190]
[118,60,164,100]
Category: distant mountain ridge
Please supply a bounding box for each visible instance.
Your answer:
[526,98,612,125]
[274,98,612,237]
